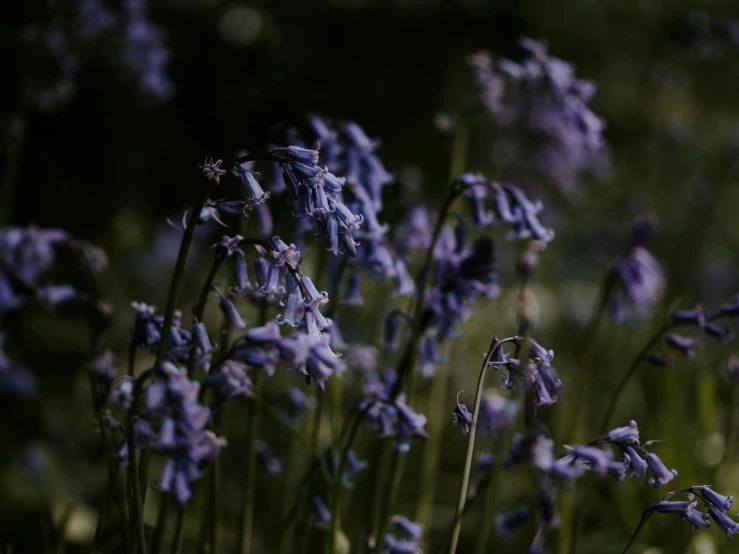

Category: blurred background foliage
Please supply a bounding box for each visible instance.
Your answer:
[3,0,739,553]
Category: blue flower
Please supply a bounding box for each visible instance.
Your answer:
[495,507,532,541]
[645,452,678,488]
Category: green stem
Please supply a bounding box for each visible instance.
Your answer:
[278,432,298,554]
[155,184,216,364]
[557,278,612,554]
[127,438,147,554]
[298,394,324,554]
[328,410,365,554]
[598,322,668,434]
[170,508,185,554]
[413,353,450,529]
[448,338,512,554]
[235,370,264,554]
[473,437,506,554]
[88,375,131,554]
[622,507,656,554]
[150,495,170,554]
[208,407,223,554]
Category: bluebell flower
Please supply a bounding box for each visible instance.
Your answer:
[706,504,739,538]
[326,448,368,488]
[203,359,253,402]
[478,391,519,437]
[657,500,711,531]
[724,357,739,386]
[664,333,696,358]
[622,446,648,477]
[358,373,428,451]
[504,434,554,471]
[609,220,664,323]
[342,272,364,306]
[283,386,315,421]
[702,322,735,344]
[144,361,226,507]
[214,288,247,331]
[451,392,473,435]
[122,0,173,99]
[309,495,332,528]
[697,486,734,512]
[645,452,678,488]
[669,306,705,326]
[591,420,640,445]
[88,351,117,385]
[561,445,613,476]
[110,378,134,411]
[233,161,271,207]
[382,515,423,553]
[468,40,607,192]
[254,439,282,475]
[495,507,532,541]
[200,157,226,184]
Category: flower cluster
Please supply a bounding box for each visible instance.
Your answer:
[0,227,105,395]
[548,421,678,488]
[382,515,424,553]
[655,486,738,539]
[609,216,665,324]
[468,38,607,192]
[358,370,429,451]
[23,0,172,109]
[487,337,562,407]
[456,174,555,242]
[143,361,225,506]
[451,390,519,436]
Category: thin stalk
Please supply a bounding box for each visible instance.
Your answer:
[88,375,131,554]
[207,407,223,553]
[235,300,268,554]
[622,507,656,554]
[127,439,147,554]
[278,432,298,554]
[557,277,613,554]
[155,183,216,364]
[473,436,506,554]
[366,440,390,552]
[376,447,404,548]
[598,322,668,434]
[392,184,461,398]
[170,508,185,554]
[150,495,170,554]
[138,450,152,516]
[723,386,738,464]
[412,117,471,541]
[369,182,462,542]
[329,410,366,554]
[413,353,450,529]
[298,394,324,554]
[448,338,512,554]
[235,370,264,554]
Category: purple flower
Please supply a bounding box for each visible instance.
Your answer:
[496,507,532,541]
[664,333,696,358]
[254,439,282,475]
[383,515,423,553]
[610,247,665,324]
[707,504,739,538]
[451,392,473,435]
[645,452,678,488]
[697,486,733,512]
[309,495,332,528]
